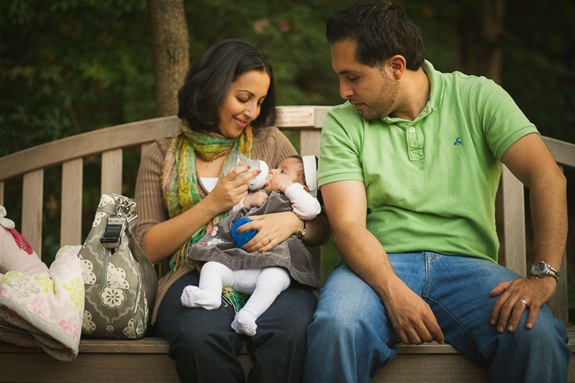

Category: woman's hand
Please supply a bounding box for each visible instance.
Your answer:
[204,165,261,214]
[236,211,301,252]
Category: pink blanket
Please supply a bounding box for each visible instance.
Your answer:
[0,245,84,361]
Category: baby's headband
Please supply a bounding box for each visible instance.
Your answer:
[302,155,318,197]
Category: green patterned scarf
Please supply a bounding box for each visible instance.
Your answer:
[161,121,253,271]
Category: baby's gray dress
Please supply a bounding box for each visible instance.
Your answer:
[187,191,319,288]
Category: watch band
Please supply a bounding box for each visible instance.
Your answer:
[529,261,559,281]
[296,219,306,238]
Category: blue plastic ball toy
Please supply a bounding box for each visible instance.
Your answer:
[231,217,258,247]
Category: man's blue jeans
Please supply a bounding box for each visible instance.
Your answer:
[304,253,570,383]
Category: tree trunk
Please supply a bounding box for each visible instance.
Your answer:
[482,0,506,84]
[147,0,189,116]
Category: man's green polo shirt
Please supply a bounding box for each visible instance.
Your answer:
[318,61,538,262]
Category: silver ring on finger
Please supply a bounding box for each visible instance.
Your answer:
[266,236,273,244]
[518,298,529,307]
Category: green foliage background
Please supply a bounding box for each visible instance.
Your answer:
[1,0,574,312]
[2,0,574,155]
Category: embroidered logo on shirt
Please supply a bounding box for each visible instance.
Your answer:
[453,137,462,146]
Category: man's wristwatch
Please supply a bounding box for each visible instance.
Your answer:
[529,261,559,282]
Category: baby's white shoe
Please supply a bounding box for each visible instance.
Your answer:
[180,286,221,310]
[231,311,257,336]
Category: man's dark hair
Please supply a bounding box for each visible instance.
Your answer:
[177,39,276,133]
[326,0,425,70]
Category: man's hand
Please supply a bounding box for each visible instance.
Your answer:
[383,280,444,345]
[489,276,556,332]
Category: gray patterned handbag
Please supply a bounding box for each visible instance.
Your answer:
[78,194,157,339]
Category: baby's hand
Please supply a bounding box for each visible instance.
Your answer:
[272,173,294,193]
[244,191,269,208]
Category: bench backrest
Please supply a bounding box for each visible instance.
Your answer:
[0,105,573,323]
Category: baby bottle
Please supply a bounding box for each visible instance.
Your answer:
[223,151,269,190]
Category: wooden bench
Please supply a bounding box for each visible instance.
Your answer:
[0,106,574,382]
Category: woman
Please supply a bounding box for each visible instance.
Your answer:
[135,39,326,382]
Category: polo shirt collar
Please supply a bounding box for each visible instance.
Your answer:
[381,60,442,124]
[422,60,443,113]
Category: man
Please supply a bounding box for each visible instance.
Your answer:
[304,1,570,382]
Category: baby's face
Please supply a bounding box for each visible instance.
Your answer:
[264,157,304,193]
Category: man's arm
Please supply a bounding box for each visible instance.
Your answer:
[490,133,567,332]
[322,180,444,345]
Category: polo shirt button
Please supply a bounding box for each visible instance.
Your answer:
[409,127,416,133]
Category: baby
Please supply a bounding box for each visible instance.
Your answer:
[181,155,320,336]
[230,155,320,221]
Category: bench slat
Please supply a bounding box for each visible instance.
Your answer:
[3,329,575,382]
[300,130,321,157]
[0,117,180,182]
[543,136,575,166]
[22,170,44,257]
[498,165,526,276]
[101,149,123,195]
[551,251,570,322]
[61,159,83,246]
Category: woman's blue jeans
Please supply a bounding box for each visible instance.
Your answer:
[304,253,570,383]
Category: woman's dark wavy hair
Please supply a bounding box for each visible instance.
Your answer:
[177,39,276,133]
[326,0,425,70]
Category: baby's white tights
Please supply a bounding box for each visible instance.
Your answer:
[181,262,291,336]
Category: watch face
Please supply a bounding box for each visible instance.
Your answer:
[533,262,546,274]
